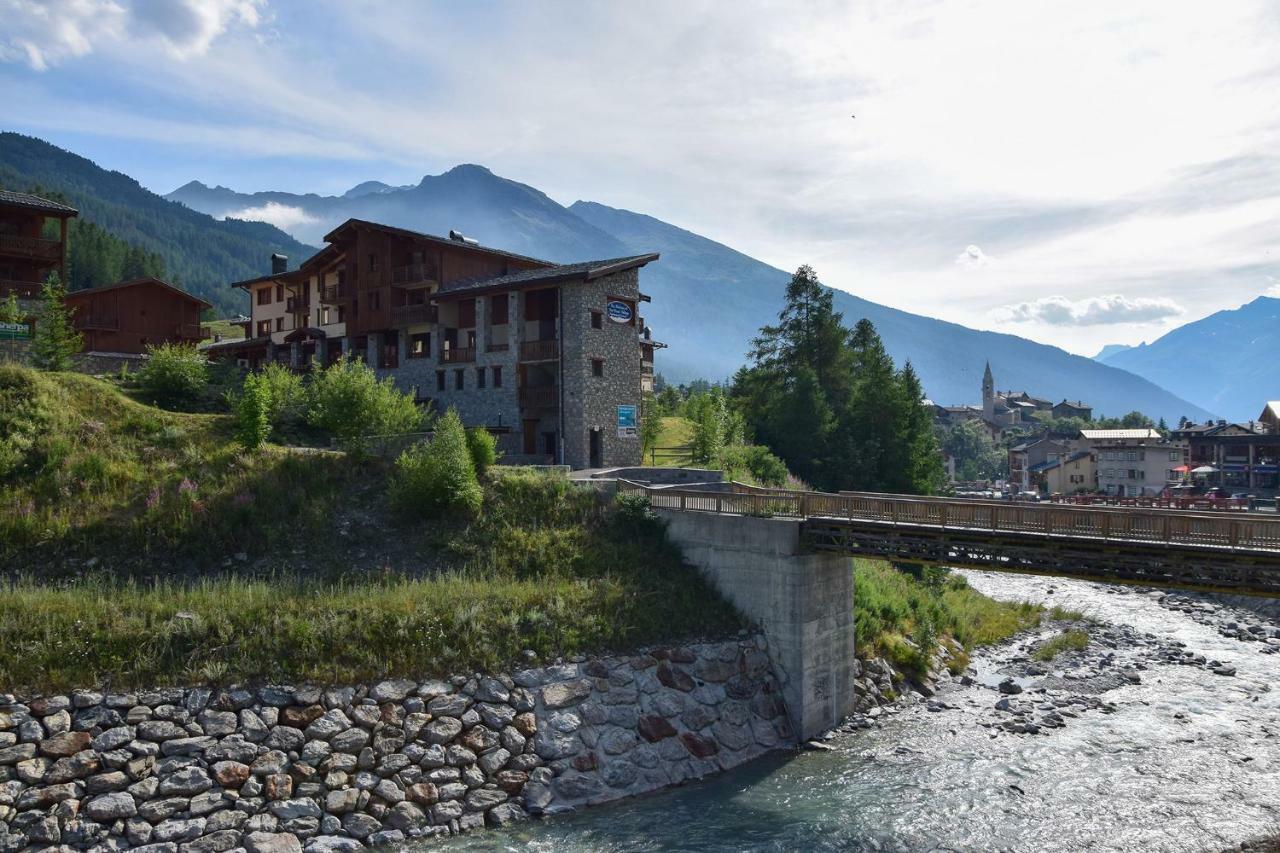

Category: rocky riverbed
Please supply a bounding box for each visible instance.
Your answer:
[421,570,1280,853]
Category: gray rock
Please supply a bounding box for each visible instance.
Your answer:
[91,726,135,752]
[305,835,365,852]
[340,812,380,839]
[422,717,463,745]
[264,726,305,753]
[540,679,592,710]
[158,766,213,796]
[245,831,304,853]
[84,791,137,820]
[152,816,207,843]
[269,797,322,821]
[330,728,370,754]
[386,800,426,830]
[426,694,470,717]
[465,786,507,811]
[487,801,527,827]
[303,710,350,741]
[370,679,416,703]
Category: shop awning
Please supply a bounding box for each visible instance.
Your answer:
[1190,465,1219,474]
[1170,465,1190,473]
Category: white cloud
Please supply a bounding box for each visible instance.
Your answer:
[0,0,260,69]
[996,295,1186,326]
[224,202,316,231]
[955,244,995,268]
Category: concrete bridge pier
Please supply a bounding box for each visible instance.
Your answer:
[658,511,856,740]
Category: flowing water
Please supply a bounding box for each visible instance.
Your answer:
[418,571,1280,852]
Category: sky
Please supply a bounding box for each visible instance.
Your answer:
[3,0,1280,356]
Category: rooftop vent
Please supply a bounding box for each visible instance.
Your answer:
[448,229,479,246]
[271,253,288,274]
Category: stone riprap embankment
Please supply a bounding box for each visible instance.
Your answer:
[0,636,790,851]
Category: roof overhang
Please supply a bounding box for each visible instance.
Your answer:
[65,277,212,310]
[434,253,660,302]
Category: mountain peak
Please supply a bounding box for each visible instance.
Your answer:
[342,180,394,199]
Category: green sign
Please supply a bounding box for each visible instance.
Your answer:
[0,322,30,341]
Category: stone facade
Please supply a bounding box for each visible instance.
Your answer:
[0,637,788,851]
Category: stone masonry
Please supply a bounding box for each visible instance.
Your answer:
[0,637,789,851]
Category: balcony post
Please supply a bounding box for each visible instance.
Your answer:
[474,297,486,357]
[289,340,301,370]
[367,332,381,369]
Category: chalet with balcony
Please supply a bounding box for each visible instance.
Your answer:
[64,277,211,354]
[0,190,77,307]
[216,219,660,468]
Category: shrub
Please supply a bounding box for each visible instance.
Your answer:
[307,356,423,452]
[391,408,481,516]
[235,371,272,449]
[0,364,48,479]
[717,444,788,487]
[466,427,499,476]
[30,273,81,372]
[137,343,208,407]
[258,362,305,427]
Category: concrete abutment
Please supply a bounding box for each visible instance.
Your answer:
[658,510,856,739]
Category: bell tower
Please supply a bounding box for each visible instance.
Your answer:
[982,361,995,421]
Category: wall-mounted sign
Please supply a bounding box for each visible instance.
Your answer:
[617,404,638,438]
[606,300,633,324]
[0,322,30,341]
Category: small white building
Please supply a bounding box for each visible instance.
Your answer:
[1078,429,1187,496]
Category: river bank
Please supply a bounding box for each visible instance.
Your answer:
[420,570,1280,853]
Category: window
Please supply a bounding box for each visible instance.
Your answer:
[257,288,271,306]
[591,310,603,329]
[321,306,331,325]
[591,358,604,378]
[337,306,346,323]
[257,319,271,337]
[490,294,509,325]
[369,254,378,271]
[1169,451,1180,461]
[492,366,502,388]
[368,290,381,310]
[476,367,486,389]
[454,369,464,391]
[275,317,285,332]
[436,371,445,392]
[276,284,284,302]
[410,332,431,358]
[1127,451,1136,462]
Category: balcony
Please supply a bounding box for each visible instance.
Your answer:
[286,296,309,313]
[391,303,438,325]
[486,342,510,353]
[392,262,441,289]
[520,386,559,410]
[175,323,205,340]
[0,235,61,262]
[440,347,475,364]
[519,339,558,362]
[0,279,42,299]
[320,282,349,304]
[74,314,118,331]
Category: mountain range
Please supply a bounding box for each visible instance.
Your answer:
[1094,295,1280,422]
[0,132,1217,421]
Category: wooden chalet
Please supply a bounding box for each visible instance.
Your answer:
[0,190,77,303]
[64,277,210,354]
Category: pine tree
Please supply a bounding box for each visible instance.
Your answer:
[0,291,22,362]
[750,265,853,407]
[30,272,82,371]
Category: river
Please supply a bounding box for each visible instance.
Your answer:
[416,571,1280,852]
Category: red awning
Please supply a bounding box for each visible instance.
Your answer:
[1171,465,1190,473]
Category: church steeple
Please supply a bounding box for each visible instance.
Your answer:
[982,361,995,420]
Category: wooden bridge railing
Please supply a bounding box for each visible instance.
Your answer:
[616,481,1280,553]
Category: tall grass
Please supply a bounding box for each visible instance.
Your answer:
[853,559,1042,677]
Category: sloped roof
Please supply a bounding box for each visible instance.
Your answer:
[323,219,557,268]
[435,253,660,300]
[1261,401,1280,421]
[1055,399,1091,408]
[64,277,211,309]
[0,189,78,216]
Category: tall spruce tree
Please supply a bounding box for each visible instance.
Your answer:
[30,272,82,371]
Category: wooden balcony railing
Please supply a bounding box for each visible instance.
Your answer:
[486,342,510,353]
[320,283,349,304]
[175,323,205,339]
[74,314,119,331]
[520,386,559,410]
[519,338,558,362]
[0,235,61,262]
[0,279,42,299]
[441,347,475,364]
[392,262,441,287]
[391,303,438,325]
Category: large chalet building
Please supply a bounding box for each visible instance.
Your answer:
[0,190,77,308]
[214,219,661,469]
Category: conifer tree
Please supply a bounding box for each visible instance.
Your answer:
[30,272,81,371]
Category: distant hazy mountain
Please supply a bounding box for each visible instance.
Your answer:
[1093,343,1133,361]
[164,162,1213,421]
[1094,296,1280,421]
[0,133,314,316]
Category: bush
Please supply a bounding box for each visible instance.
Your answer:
[258,363,305,427]
[235,371,272,449]
[307,356,423,452]
[137,343,208,408]
[717,444,788,487]
[391,408,482,516]
[0,365,48,479]
[466,427,499,476]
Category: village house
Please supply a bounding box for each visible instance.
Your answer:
[1169,417,1280,493]
[1041,449,1096,495]
[1008,437,1071,493]
[65,277,210,355]
[1078,428,1185,497]
[1053,399,1093,420]
[0,190,77,327]
[213,219,660,469]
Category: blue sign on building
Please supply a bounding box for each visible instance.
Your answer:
[607,300,633,324]
[617,404,638,438]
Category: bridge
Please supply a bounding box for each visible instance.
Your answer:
[620,481,1280,594]
[616,480,1280,739]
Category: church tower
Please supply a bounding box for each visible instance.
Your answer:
[982,361,995,421]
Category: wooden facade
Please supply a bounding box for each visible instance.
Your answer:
[64,278,210,354]
[0,190,77,304]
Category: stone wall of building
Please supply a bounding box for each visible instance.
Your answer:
[560,269,644,470]
[0,637,789,852]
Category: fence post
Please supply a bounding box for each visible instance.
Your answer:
[680,493,686,511]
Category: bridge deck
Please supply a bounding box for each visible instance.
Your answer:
[621,481,1280,593]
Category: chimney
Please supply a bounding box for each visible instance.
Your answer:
[271,253,288,275]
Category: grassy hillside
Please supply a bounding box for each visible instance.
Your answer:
[0,133,316,316]
[0,365,742,690]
